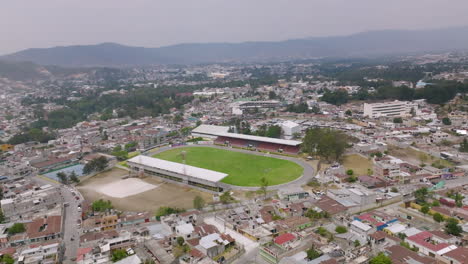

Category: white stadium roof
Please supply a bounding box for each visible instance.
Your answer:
[192,125,230,135]
[128,155,228,183]
[218,132,302,146]
[192,125,302,146]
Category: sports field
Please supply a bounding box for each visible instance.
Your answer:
[153,147,303,187]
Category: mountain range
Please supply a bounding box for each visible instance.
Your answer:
[2,27,468,67]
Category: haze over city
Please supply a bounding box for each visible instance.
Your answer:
[3,1,468,264]
[2,0,468,54]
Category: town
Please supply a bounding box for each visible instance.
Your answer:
[1,52,468,264]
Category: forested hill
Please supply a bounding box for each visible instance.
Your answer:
[3,27,468,67]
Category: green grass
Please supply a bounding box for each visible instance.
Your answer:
[153,147,303,187]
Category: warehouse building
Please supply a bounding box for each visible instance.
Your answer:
[127,155,228,192]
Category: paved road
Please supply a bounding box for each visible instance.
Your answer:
[33,176,83,263]
[150,144,315,191]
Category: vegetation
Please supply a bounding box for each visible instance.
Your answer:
[253,125,282,138]
[25,84,196,130]
[8,223,26,235]
[155,207,184,220]
[306,247,322,260]
[220,192,236,204]
[369,252,392,264]
[393,117,403,123]
[193,196,205,210]
[83,156,109,174]
[111,145,129,161]
[111,249,128,262]
[433,213,444,223]
[420,205,430,215]
[154,147,302,187]
[354,239,361,247]
[316,227,334,241]
[302,128,349,162]
[57,172,69,184]
[0,254,14,264]
[445,218,463,236]
[335,226,348,234]
[460,138,468,152]
[414,187,429,204]
[259,177,269,197]
[286,102,311,113]
[92,199,113,212]
[305,209,330,220]
[442,117,452,125]
[400,241,419,252]
[8,128,55,145]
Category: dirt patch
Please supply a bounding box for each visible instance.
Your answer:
[77,168,213,212]
[342,154,373,175]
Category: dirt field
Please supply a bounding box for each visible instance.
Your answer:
[388,145,453,168]
[77,168,213,212]
[342,154,373,175]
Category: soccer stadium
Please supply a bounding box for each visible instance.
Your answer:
[127,146,306,192]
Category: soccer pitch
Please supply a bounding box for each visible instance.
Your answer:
[153,147,303,187]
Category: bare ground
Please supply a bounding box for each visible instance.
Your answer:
[77,168,213,212]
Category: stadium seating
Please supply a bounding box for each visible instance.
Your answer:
[215,136,300,154]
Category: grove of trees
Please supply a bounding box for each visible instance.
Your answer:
[302,128,349,161]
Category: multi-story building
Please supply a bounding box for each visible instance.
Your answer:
[374,160,401,179]
[363,100,416,118]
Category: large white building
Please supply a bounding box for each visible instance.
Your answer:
[127,155,228,193]
[363,100,416,118]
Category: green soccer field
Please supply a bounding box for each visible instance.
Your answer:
[153,147,303,187]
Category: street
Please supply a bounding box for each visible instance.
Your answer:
[33,176,83,263]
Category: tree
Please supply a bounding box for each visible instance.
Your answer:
[393,117,403,123]
[83,156,109,174]
[306,247,321,260]
[459,138,468,152]
[8,223,25,235]
[302,128,349,162]
[369,253,392,264]
[260,177,269,197]
[420,205,430,215]
[335,226,347,234]
[0,209,5,223]
[390,187,398,193]
[346,169,354,176]
[354,239,361,247]
[155,207,184,220]
[345,109,352,116]
[442,117,452,125]
[69,171,80,183]
[111,249,128,262]
[433,213,444,223]
[193,196,205,210]
[414,187,429,204]
[445,218,463,236]
[176,237,185,246]
[56,172,68,184]
[220,192,235,204]
[0,254,14,264]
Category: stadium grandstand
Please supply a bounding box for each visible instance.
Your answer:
[192,125,302,154]
[127,155,227,193]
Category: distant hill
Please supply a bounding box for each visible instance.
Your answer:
[0,60,52,81]
[3,27,468,67]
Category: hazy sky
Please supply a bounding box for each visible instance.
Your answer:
[1,0,468,54]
